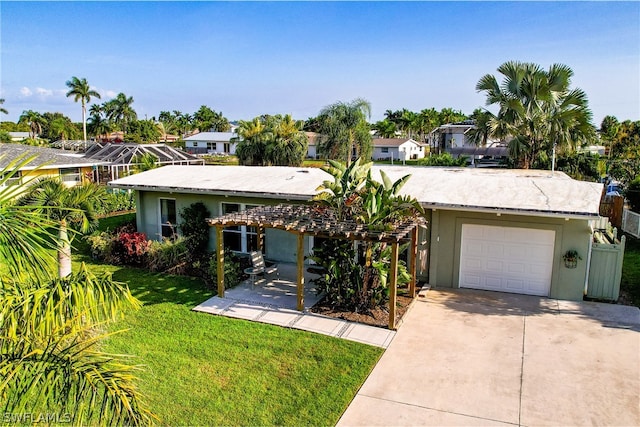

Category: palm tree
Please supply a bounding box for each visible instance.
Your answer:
[18,110,45,139]
[0,156,58,280]
[234,117,270,166]
[372,119,397,138]
[65,77,101,142]
[476,61,594,168]
[131,152,159,173]
[20,178,104,278]
[0,98,8,115]
[317,98,373,163]
[0,159,152,424]
[105,93,137,135]
[88,108,112,140]
[466,109,495,147]
[268,114,307,166]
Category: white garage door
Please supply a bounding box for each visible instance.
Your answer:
[459,224,555,296]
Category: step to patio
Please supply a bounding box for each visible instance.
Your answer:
[193,296,396,349]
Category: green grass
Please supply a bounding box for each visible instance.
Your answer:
[621,234,640,306]
[71,214,383,425]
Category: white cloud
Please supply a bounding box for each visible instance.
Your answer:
[105,90,117,98]
[35,87,53,97]
[20,87,33,97]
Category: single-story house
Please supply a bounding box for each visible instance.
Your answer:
[8,132,30,142]
[372,138,425,161]
[305,132,320,159]
[184,132,238,155]
[109,165,603,302]
[0,143,108,187]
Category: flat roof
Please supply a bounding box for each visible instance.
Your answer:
[109,165,328,200]
[109,164,603,218]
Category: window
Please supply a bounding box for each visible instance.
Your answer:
[0,170,21,187]
[221,203,260,252]
[381,147,389,154]
[223,143,231,153]
[207,142,217,151]
[160,198,177,238]
[60,167,81,184]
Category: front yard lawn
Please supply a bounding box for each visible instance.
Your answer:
[621,234,640,306]
[84,263,383,426]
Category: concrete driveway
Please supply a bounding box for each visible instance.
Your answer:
[338,288,640,426]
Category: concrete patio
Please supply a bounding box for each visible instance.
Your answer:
[193,263,397,348]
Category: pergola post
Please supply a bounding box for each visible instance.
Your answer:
[388,241,399,330]
[296,233,305,311]
[258,226,265,252]
[409,226,418,297]
[216,225,225,297]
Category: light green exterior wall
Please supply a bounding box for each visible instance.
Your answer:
[135,190,313,263]
[425,209,592,301]
[135,190,592,301]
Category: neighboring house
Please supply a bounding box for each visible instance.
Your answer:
[83,143,204,182]
[184,132,238,155]
[8,132,30,142]
[109,165,603,302]
[430,120,506,162]
[305,132,320,159]
[372,138,425,161]
[0,143,107,187]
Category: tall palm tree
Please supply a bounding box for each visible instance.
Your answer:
[317,98,372,163]
[65,77,101,141]
[476,61,594,168]
[20,178,104,278]
[18,110,45,139]
[0,98,8,115]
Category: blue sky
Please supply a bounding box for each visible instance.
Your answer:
[1,1,638,125]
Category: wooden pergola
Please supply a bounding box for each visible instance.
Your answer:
[207,204,425,329]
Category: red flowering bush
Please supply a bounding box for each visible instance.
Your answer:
[112,232,150,265]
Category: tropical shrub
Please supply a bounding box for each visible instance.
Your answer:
[312,159,424,312]
[147,237,189,275]
[208,250,241,290]
[95,189,136,216]
[179,202,211,255]
[86,231,116,261]
[111,232,150,266]
[417,153,467,166]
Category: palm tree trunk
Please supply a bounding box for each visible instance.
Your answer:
[58,220,72,277]
[82,101,87,141]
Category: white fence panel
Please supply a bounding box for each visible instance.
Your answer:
[622,208,640,238]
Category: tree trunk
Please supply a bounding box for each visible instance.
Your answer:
[58,220,72,278]
[82,102,87,142]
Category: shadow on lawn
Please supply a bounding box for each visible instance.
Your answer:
[77,254,214,307]
[112,268,214,307]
